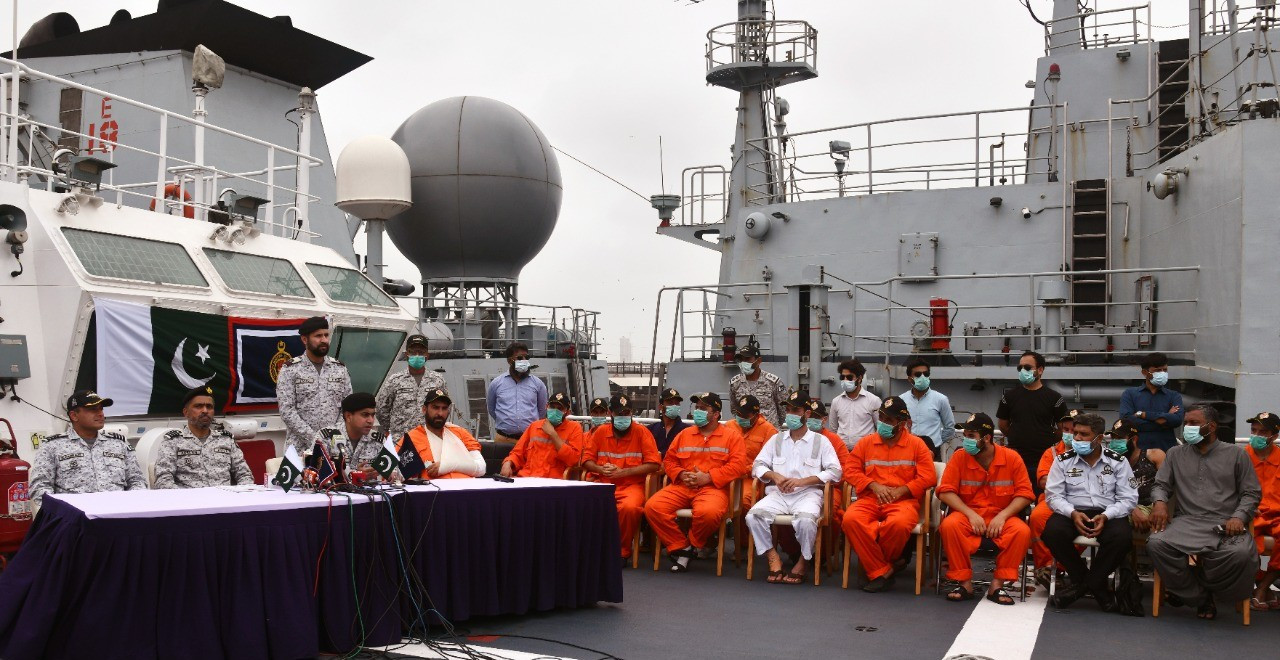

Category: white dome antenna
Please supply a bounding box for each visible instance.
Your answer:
[335,135,413,287]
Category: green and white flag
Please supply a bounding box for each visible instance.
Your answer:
[372,438,401,479]
[275,445,304,492]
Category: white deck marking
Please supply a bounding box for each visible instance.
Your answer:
[942,589,1049,660]
[370,641,571,660]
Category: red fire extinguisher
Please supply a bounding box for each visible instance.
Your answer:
[929,298,955,351]
[0,417,32,567]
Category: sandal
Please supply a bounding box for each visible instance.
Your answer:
[1250,597,1271,611]
[1196,600,1216,620]
[986,587,1016,606]
[781,571,805,585]
[766,570,786,583]
[946,584,975,602]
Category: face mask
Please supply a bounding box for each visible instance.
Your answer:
[547,409,565,425]
[1108,439,1129,454]
[738,361,755,375]
[735,415,754,429]
[513,359,531,373]
[1018,368,1037,385]
[962,437,982,455]
[876,420,896,439]
[841,379,858,394]
[1072,440,1095,455]
[806,418,824,432]
[912,375,930,391]
[1249,435,1271,450]
[784,413,804,431]
[1183,425,1204,445]
[590,415,607,426]
[1061,432,1073,446]
[613,416,632,432]
[1150,371,1169,387]
[692,409,710,427]
[407,355,427,369]
[664,405,682,419]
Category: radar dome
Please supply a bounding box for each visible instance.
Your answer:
[388,96,562,282]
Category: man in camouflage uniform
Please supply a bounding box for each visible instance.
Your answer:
[729,345,788,427]
[276,316,352,455]
[315,392,388,482]
[28,390,147,506]
[153,386,253,489]
[375,334,445,442]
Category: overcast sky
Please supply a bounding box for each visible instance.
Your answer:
[21,1,1193,360]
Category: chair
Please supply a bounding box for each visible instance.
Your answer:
[842,460,944,595]
[578,469,659,569]
[1150,519,1256,625]
[651,475,742,576]
[744,481,831,585]
[932,502,1032,602]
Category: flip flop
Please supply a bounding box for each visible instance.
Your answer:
[669,546,697,559]
[781,571,805,585]
[986,587,1016,606]
[1250,597,1271,611]
[946,585,975,602]
[766,570,785,583]
[1197,600,1216,620]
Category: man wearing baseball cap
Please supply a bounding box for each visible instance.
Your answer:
[501,392,585,478]
[728,394,779,524]
[153,386,253,489]
[376,334,446,442]
[1246,411,1280,610]
[582,393,662,560]
[730,346,787,427]
[29,390,147,506]
[396,388,485,479]
[1029,409,1085,589]
[275,316,352,455]
[647,387,688,456]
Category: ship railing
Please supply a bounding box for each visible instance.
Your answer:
[705,19,817,73]
[1044,4,1152,54]
[646,282,776,391]
[1205,0,1279,36]
[675,165,729,226]
[405,294,603,360]
[0,58,323,240]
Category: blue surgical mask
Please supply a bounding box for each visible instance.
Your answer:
[1183,425,1203,445]
[664,404,682,419]
[738,361,755,375]
[1018,368,1037,385]
[962,437,981,455]
[735,415,754,429]
[912,375,930,391]
[514,359,531,373]
[407,355,427,369]
[1072,440,1095,456]
[547,409,564,425]
[590,415,607,426]
[841,379,858,394]
[1108,439,1129,454]
[1249,434,1271,450]
[806,418,824,432]
[1061,431,1073,446]
[784,413,803,431]
[692,409,710,427]
[876,420,896,439]
[613,416,632,432]
[1150,371,1169,387]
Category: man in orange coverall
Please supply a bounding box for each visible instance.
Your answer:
[500,392,584,478]
[938,412,1034,606]
[842,395,937,592]
[582,393,662,560]
[728,394,779,515]
[644,391,749,572]
[1029,410,1079,590]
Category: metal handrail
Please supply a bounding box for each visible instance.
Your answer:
[1044,4,1152,53]
[705,19,818,73]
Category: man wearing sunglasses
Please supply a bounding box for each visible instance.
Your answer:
[997,351,1070,492]
[829,358,881,450]
[900,358,954,461]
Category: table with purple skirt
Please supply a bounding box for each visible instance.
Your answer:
[0,478,623,660]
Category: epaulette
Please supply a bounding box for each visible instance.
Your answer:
[101,431,125,441]
[287,356,303,364]
[327,356,345,366]
[1102,448,1124,461]
[320,427,342,440]
[46,432,68,442]
[1057,449,1078,461]
[163,429,183,440]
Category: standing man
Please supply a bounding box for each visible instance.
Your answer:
[276,316,352,456]
[582,394,662,560]
[996,350,1069,490]
[1042,413,1138,611]
[1147,404,1261,620]
[648,387,688,456]
[376,334,446,442]
[937,413,1035,606]
[1245,412,1280,610]
[29,390,147,506]
[316,393,390,482]
[153,386,253,489]
[901,358,955,461]
[1117,352,1184,452]
[730,346,787,427]
[829,358,881,450]
[500,392,584,478]
[486,341,548,443]
[396,389,486,479]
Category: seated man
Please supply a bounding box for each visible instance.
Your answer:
[587,396,610,432]
[29,390,146,506]
[1245,412,1280,610]
[728,394,778,538]
[1029,410,1079,589]
[396,389,486,479]
[644,392,749,573]
[842,396,936,592]
[1148,404,1261,620]
[746,396,842,584]
[937,413,1034,605]
[582,394,662,560]
[500,392,584,478]
[1043,413,1138,610]
[315,392,389,482]
[1108,418,1164,532]
[154,386,254,489]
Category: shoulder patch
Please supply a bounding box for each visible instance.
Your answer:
[46,433,68,442]
[100,431,125,441]
[1057,449,1078,461]
[327,356,345,366]
[1102,448,1123,461]
[163,429,182,440]
[287,356,303,364]
[370,429,384,442]
[320,427,342,439]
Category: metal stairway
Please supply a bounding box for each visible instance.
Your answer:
[1069,178,1109,326]
[1157,38,1191,162]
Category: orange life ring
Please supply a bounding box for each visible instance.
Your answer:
[149,184,195,219]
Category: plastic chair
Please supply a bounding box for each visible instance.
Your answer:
[744,480,831,585]
[650,475,742,576]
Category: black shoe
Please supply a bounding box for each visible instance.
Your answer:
[862,573,896,593]
[1093,588,1118,612]
[1050,584,1086,609]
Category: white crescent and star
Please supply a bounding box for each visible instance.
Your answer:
[172,338,214,388]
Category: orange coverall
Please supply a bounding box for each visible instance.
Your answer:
[1029,441,1069,569]
[503,417,585,478]
[583,424,662,558]
[841,430,937,580]
[1247,445,1280,570]
[937,444,1034,582]
[396,424,483,479]
[643,423,749,552]
[727,415,778,512]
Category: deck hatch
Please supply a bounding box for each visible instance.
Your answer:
[62,228,208,287]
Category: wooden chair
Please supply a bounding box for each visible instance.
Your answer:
[743,481,831,585]
[650,475,742,576]
[842,460,943,595]
[1151,519,1256,625]
[578,469,659,569]
[932,502,1032,601]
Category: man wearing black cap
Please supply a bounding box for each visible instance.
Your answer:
[500,392,585,478]
[315,393,390,483]
[730,346,787,427]
[376,334,446,441]
[1245,411,1280,610]
[29,390,147,506]
[582,393,662,560]
[396,388,486,479]
[153,386,253,489]
[275,316,352,455]
[647,387,689,456]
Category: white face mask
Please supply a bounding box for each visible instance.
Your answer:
[840,379,858,393]
[513,359,531,373]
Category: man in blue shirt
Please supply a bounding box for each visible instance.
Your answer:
[1117,352,1184,452]
[647,387,689,456]
[900,357,955,460]
[486,341,548,442]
